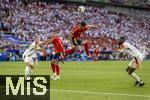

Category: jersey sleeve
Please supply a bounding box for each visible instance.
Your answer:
[71,27,78,33]
[85,25,89,30]
[49,39,53,44]
[28,42,36,50]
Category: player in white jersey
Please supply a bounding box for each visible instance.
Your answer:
[118,37,145,87]
[23,38,42,80]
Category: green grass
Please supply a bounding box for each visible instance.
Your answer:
[0,61,150,100]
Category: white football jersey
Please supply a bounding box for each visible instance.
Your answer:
[23,42,37,57]
[120,42,143,58]
[139,45,146,58]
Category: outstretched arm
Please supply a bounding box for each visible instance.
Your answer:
[87,25,99,29]
[41,39,50,45]
[35,39,50,50]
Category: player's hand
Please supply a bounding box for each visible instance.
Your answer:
[60,55,65,64]
[60,58,64,64]
[69,33,73,40]
[119,52,124,58]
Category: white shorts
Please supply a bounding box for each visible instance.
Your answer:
[22,54,34,65]
[128,55,144,69]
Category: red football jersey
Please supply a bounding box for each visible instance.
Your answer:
[51,36,64,53]
[71,25,89,38]
[93,48,99,56]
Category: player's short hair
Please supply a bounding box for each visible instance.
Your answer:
[118,36,126,44]
[119,36,126,41]
[80,21,86,27]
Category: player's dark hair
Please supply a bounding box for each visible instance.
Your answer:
[119,36,126,41]
[80,21,86,27]
[118,36,126,45]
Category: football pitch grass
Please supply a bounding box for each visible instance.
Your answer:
[0,61,150,100]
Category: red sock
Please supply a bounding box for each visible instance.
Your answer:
[65,47,76,56]
[55,64,60,75]
[51,63,56,73]
[83,41,89,56]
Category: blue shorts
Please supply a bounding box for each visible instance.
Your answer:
[72,38,82,46]
[53,53,62,61]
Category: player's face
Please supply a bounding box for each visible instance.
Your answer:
[80,25,85,29]
[118,39,125,45]
[35,38,39,44]
[51,32,57,37]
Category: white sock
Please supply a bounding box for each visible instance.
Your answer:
[25,66,32,79]
[130,72,141,83]
[53,73,56,76]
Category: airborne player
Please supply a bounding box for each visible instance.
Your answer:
[65,21,98,57]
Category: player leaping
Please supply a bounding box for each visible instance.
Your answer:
[117,37,145,87]
[65,21,98,57]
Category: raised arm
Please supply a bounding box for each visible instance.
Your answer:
[87,24,99,29]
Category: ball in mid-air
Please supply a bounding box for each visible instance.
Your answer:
[78,6,85,13]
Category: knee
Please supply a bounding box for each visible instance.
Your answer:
[55,60,59,65]
[126,67,129,72]
[29,64,34,69]
[26,63,34,69]
[51,60,55,64]
[126,67,135,75]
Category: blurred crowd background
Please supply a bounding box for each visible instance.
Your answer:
[110,0,149,8]
[0,0,149,61]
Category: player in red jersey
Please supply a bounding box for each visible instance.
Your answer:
[65,21,98,57]
[93,45,101,61]
[45,32,64,80]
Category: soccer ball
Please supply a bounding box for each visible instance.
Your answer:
[78,6,85,13]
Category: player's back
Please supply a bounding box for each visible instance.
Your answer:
[139,44,147,58]
[51,36,64,53]
[122,42,143,58]
[71,25,88,38]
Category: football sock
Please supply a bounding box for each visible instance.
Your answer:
[83,41,89,56]
[25,66,31,78]
[130,72,141,83]
[51,63,56,73]
[55,64,60,76]
[65,47,76,56]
